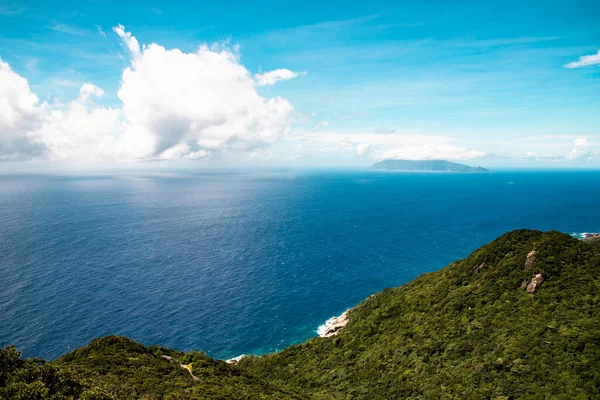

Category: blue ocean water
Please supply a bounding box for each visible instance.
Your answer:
[1,170,600,360]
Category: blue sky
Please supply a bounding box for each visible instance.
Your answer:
[0,0,599,168]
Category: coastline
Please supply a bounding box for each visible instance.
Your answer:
[225,310,353,362]
[317,309,351,338]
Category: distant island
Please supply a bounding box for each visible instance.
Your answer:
[372,159,489,172]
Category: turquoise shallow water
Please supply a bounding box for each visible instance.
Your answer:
[1,170,600,360]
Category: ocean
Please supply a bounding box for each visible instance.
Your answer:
[1,170,600,360]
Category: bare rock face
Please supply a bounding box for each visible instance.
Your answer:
[226,355,245,364]
[525,250,537,270]
[318,310,350,338]
[527,273,545,293]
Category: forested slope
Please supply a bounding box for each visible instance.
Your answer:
[2,230,599,399]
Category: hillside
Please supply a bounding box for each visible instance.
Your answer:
[56,336,305,399]
[241,230,600,398]
[371,159,489,172]
[1,336,304,399]
[2,230,599,399]
[584,236,600,248]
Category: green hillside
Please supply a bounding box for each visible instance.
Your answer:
[2,230,599,399]
[1,336,303,399]
[241,230,600,399]
[55,336,304,399]
[584,236,600,248]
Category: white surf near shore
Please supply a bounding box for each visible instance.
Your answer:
[225,354,245,364]
[572,232,600,239]
[317,309,351,338]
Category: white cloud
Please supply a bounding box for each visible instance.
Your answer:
[78,83,104,101]
[116,29,293,159]
[0,59,47,160]
[564,50,600,68]
[524,138,595,162]
[312,121,329,131]
[569,137,591,160]
[112,24,141,57]
[157,143,209,160]
[355,143,370,156]
[379,144,485,161]
[286,131,485,161]
[0,26,295,162]
[255,68,303,86]
[36,99,122,161]
[524,151,537,160]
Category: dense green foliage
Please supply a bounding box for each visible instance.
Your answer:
[241,230,600,399]
[1,336,302,399]
[0,345,111,399]
[53,336,303,399]
[584,236,600,248]
[2,230,599,399]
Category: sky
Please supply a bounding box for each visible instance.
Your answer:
[0,0,599,170]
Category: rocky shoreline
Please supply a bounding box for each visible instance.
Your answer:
[226,354,245,364]
[317,309,350,338]
[582,232,600,238]
[225,310,352,363]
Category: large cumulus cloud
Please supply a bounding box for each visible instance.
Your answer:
[0,25,296,161]
[114,25,293,159]
[0,59,47,160]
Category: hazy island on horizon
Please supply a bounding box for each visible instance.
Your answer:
[372,159,489,172]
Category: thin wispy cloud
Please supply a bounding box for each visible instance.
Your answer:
[450,36,562,48]
[259,14,385,45]
[255,69,305,86]
[286,14,384,33]
[24,57,38,73]
[524,151,566,161]
[2,36,105,57]
[311,121,329,131]
[48,22,89,36]
[288,131,486,162]
[95,25,107,38]
[564,50,600,68]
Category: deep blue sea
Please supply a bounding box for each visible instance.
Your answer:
[2,170,600,360]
